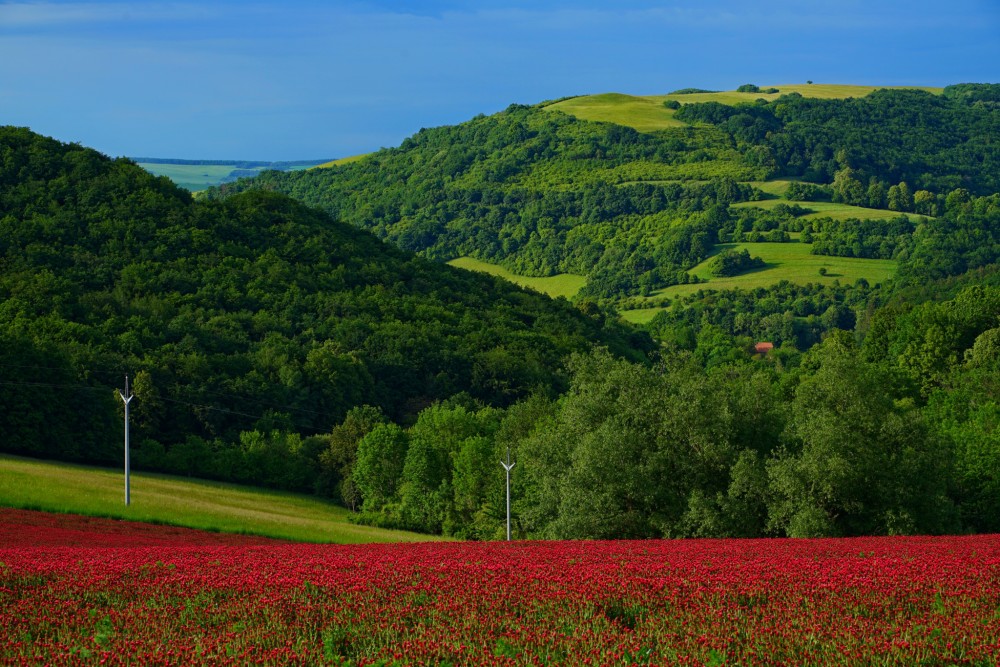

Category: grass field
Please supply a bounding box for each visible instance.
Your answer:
[544,93,686,132]
[620,241,897,323]
[655,83,943,106]
[749,179,798,197]
[316,153,371,168]
[448,256,586,299]
[0,454,442,543]
[547,85,943,133]
[733,198,926,222]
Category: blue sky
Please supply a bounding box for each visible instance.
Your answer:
[2,0,998,160]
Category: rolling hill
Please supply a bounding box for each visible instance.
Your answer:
[544,83,945,133]
[206,83,999,313]
[0,125,653,503]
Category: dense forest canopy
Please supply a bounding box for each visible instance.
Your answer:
[0,126,650,489]
[674,85,1000,193]
[2,83,999,541]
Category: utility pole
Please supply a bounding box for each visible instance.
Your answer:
[500,445,515,541]
[117,375,134,506]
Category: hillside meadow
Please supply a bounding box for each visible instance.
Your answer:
[448,256,586,299]
[732,197,928,222]
[0,455,441,544]
[620,242,898,324]
[546,84,945,133]
[543,92,687,132]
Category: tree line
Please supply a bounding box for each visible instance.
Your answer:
[330,281,999,539]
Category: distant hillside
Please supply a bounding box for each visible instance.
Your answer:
[135,157,331,191]
[544,83,944,133]
[206,83,1000,311]
[0,126,652,494]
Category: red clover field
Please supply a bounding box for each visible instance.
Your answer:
[1,508,998,665]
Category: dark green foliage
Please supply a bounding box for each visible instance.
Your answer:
[767,334,956,536]
[708,248,765,277]
[942,83,1000,106]
[736,84,761,93]
[646,281,871,350]
[809,216,915,259]
[0,126,651,494]
[676,89,1000,194]
[784,181,830,201]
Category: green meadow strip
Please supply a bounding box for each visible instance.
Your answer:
[0,454,444,544]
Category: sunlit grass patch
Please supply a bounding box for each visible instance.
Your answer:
[448,256,586,299]
[0,454,444,543]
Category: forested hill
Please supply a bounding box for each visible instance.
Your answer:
[0,126,652,484]
[204,84,1000,300]
[673,85,1000,194]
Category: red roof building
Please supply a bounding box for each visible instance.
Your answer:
[754,342,774,355]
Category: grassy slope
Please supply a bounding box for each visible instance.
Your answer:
[0,454,443,544]
[448,256,586,299]
[544,93,686,132]
[620,242,897,324]
[733,198,928,222]
[656,83,943,105]
[317,154,371,168]
[547,84,944,133]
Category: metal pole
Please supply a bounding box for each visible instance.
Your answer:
[118,375,134,506]
[500,446,515,541]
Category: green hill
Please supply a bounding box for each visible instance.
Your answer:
[544,85,945,134]
[543,84,946,134]
[0,454,440,543]
[0,126,652,502]
[206,84,999,310]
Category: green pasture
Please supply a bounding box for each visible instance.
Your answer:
[749,179,798,198]
[448,256,586,299]
[0,454,443,543]
[619,307,669,325]
[656,83,943,106]
[544,93,686,132]
[732,198,926,222]
[620,242,897,324]
[682,242,895,292]
[548,85,943,133]
[316,153,371,168]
